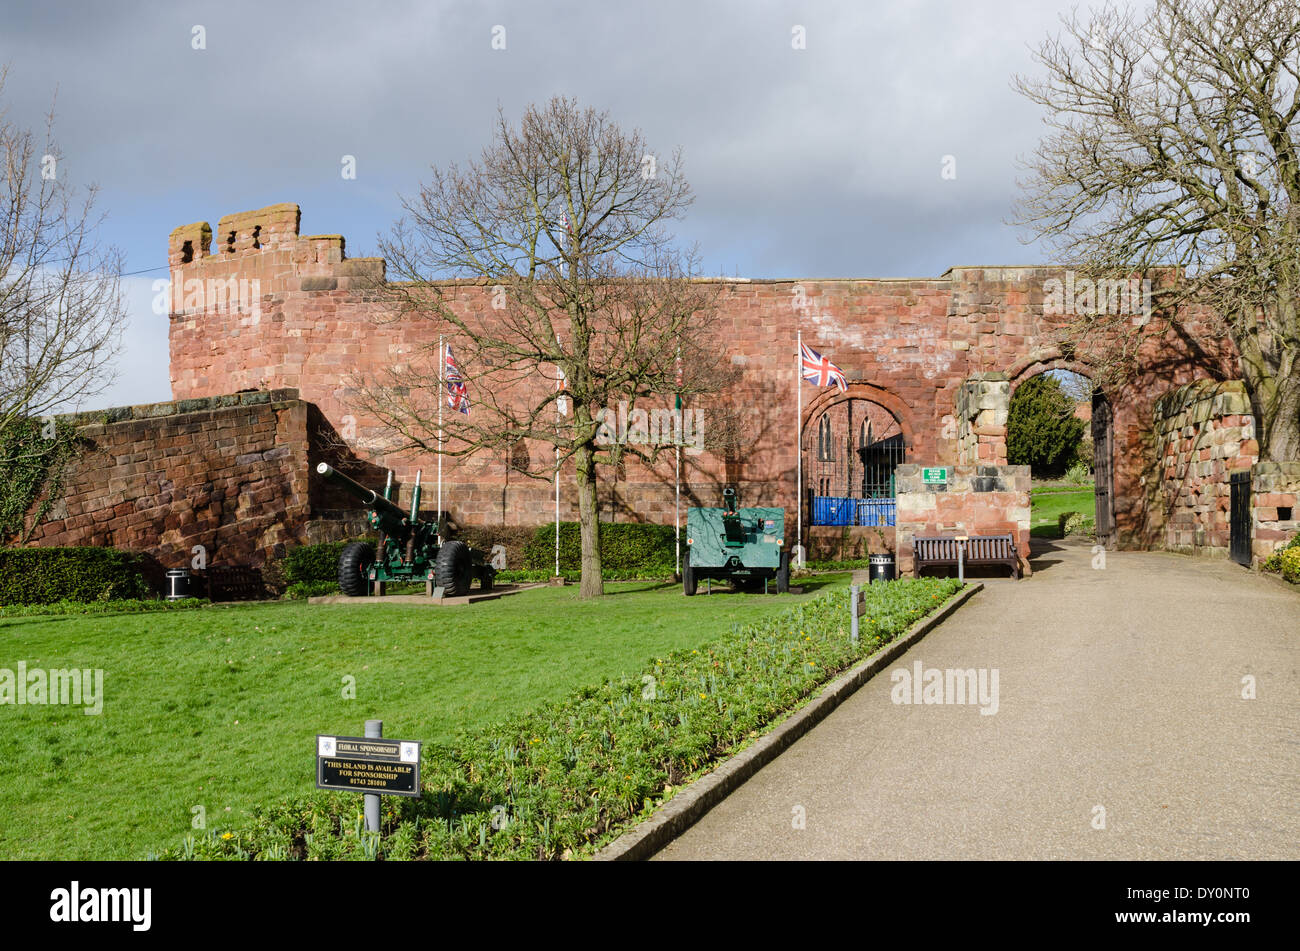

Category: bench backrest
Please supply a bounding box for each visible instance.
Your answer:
[914,534,1015,561]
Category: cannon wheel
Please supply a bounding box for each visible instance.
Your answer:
[683,553,697,596]
[338,541,375,597]
[435,540,473,597]
[776,550,791,594]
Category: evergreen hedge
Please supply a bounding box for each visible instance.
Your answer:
[523,521,679,574]
[0,547,149,606]
[280,540,358,584]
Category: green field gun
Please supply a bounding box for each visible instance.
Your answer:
[683,486,790,595]
[315,462,495,597]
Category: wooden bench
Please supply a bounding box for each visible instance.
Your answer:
[912,534,1020,580]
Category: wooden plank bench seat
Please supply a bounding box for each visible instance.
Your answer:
[912,533,1020,579]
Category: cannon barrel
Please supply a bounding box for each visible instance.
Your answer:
[316,463,411,527]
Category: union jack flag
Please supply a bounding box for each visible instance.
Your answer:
[800,342,847,391]
[445,345,470,414]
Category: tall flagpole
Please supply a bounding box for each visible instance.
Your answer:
[555,358,561,580]
[675,440,681,576]
[437,334,444,542]
[796,328,802,560]
[555,336,562,579]
[675,343,682,578]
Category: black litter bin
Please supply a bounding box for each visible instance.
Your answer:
[165,569,191,601]
[869,553,895,583]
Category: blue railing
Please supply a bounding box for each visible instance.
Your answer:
[811,496,896,527]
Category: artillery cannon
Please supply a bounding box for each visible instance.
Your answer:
[315,462,495,597]
[683,486,790,595]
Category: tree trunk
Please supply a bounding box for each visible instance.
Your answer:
[1240,334,1300,464]
[574,442,604,598]
[1259,362,1300,463]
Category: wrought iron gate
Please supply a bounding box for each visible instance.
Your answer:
[1092,392,1116,549]
[1230,470,1252,566]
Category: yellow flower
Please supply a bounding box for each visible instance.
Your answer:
[221,832,233,841]
[699,692,707,699]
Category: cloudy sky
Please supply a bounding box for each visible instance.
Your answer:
[0,0,1091,408]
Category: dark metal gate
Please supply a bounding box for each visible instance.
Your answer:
[1230,470,1252,566]
[1092,392,1116,549]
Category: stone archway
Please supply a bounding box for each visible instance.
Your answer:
[1006,357,1115,548]
[802,384,912,529]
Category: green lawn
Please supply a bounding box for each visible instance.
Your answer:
[1030,486,1096,538]
[0,577,848,860]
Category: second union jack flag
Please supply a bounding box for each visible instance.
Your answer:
[445,345,470,415]
[800,342,848,392]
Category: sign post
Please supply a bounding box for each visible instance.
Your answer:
[849,583,860,645]
[362,720,382,834]
[316,722,422,834]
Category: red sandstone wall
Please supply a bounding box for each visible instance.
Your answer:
[21,390,312,572]
[894,465,1032,577]
[1253,462,1300,566]
[1153,381,1258,553]
[166,204,1241,548]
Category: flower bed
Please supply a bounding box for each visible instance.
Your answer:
[160,576,964,861]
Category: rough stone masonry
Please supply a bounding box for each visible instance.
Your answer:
[23,200,1297,574]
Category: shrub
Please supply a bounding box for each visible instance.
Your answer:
[1007,375,1087,477]
[1064,460,1093,485]
[1061,511,1096,536]
[805,558,875,572]
[1281,547,1300,584]
[280,541,358,585]
[454,525,535,572]
[283,581,340,600]
[0,547,149,606]
[1261,532,1300,574]
[159,576,965,861]
[523,522,678,574]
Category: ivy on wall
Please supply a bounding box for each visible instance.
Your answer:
[0,417,83,544]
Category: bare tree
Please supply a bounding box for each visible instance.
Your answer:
[353,97,736,598]
[1014,0,1300,462]
[0,69,125,443]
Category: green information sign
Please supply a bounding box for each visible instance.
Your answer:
[922,467,949,484]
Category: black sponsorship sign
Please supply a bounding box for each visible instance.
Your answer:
[315,734,422,797]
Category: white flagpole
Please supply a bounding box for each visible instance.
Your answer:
[796,328,802,559]
[675,441,681,577]
[555,447,561,578]
[675,343,682,578]
[555,337,562,579]
[437,334,444,542]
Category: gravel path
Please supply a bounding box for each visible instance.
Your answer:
[654,539,1300,860]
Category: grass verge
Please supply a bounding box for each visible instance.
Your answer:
[0,577,846,859]
[159,576,965,861]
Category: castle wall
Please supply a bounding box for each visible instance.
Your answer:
[161,204,1241,553]
[23,390,312,572]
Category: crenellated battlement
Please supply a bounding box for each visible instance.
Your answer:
[166,202,383,279]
